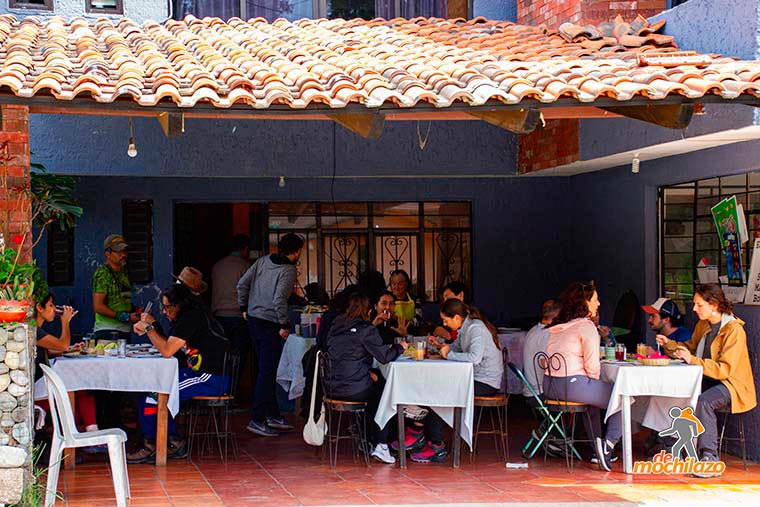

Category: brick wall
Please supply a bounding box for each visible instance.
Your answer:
[518,119,580,174]
[517,0,667,28]
[0,105,31,263]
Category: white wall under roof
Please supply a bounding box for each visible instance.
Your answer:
[0,0,169,23]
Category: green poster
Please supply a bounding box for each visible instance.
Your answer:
[711,196,744,286]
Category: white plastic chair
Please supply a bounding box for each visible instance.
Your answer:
[40,364,130,507]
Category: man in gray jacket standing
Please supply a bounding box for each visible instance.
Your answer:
[237,233,304,436]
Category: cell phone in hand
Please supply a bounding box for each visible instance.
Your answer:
[144,301,153,314]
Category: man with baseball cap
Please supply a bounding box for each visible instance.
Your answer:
[92,234,141,341]
[642,298,692,342]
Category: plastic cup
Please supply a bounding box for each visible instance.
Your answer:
[117,339,127,357]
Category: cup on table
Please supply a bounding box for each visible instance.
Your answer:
[295,324,301,336]
[117,339,127,357]
[413,337,426,361]
[615,343,626,361]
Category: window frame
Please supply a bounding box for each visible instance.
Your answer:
[9,0,53,10]
[267,201,472,300]
[46,224,75,286]
[85,0,123,14]
[122,199,154,285]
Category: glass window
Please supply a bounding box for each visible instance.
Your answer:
[247,0,313,22]
[86,0,122,13]
[327,0,375,19]
[267,201,471,297]
[9,0,53,9]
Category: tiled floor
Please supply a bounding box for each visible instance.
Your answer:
[52,414,760,507]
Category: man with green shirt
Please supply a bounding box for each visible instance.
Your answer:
[92,234,140,340]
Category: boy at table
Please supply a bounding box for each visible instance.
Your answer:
[128,284,230,464]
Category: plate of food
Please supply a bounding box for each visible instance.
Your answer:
[633,353,671,366]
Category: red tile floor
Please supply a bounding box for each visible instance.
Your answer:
[52,412,760,507]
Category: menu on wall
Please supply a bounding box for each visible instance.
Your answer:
[711,196,744,286]
[744,238,760,304]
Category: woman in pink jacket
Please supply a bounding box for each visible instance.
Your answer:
[544,281,621,471]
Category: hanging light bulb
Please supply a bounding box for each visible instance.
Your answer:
[631,152,640,174]
[278,176,286,188]
[127,117,138,158]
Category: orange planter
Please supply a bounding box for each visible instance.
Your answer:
[0,299,29,322]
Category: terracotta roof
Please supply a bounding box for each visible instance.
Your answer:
[0,13,758,110]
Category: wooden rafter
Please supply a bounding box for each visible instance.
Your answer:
[327,112,385,139]
[468,108,542,134]
[600,104,694,129]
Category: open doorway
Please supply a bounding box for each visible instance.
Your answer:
[174,202,265,403]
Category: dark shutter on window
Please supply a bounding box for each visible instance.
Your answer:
[122,200,153,284]
[47,225,74,286]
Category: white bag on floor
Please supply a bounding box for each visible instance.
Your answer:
[303,350,328,446]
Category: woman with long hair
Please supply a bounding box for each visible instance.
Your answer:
[414,299,504,463]
[324,291,408,464]
[657,284,756,477]
[128,284,230,464]
[545,281,622,471]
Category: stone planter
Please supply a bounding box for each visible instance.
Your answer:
[0,323,32,505]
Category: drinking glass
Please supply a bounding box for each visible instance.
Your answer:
[413,337,426,361]
[117,339,127,357]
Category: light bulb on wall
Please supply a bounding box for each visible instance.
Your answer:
[127,117,138,158]
[278,176,286,188]
[631,152,640,174]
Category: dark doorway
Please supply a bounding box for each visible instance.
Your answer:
[174,202,265,404]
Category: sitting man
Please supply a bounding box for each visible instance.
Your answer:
[642,298,691,342]
[521,299,559,398]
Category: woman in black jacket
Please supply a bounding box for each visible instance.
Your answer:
[325,292,408,464]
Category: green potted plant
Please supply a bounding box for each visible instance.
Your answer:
[0,142,79,321]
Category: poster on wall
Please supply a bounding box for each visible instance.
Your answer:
[744,238,760,304]
[711,196,744,286]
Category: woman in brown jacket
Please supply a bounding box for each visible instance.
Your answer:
[656,284,756,476]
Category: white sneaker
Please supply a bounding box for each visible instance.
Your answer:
[371,444,395,464]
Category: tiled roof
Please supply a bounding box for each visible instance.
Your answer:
[0,13,758,110]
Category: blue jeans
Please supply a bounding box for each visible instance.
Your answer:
[138,368,229,440]
[249,317,285,422]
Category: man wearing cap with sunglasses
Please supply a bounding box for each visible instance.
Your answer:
[92,234,141,341]
[642,298,692,343]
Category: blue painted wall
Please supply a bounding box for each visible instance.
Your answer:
[473,0,516,21]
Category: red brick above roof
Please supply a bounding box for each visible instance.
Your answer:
[0,14,758,110]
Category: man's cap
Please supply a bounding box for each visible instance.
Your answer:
[103,234,128,252]
[642,298,681,320]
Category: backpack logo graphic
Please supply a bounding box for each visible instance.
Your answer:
[633,406,726,475]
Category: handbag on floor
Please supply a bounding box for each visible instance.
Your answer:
[303,350,328,446]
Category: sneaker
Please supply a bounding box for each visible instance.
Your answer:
[371,444,395,464]
[168,437,188,459]
[411,442,448,463]
[391,427,426,453]
[594,437,615,472]
[692,452,723,478]
[127,446,155,464]
[590,452,619,464]
[246,420,279,437]
[266,417,294,430]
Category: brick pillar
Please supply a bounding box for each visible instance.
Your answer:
[0,105,31,263]
[448,0,468,19]
[518,119,580,174]
[517,0,667,28]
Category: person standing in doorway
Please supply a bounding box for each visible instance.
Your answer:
[238,233,304,436]
[92,234,140,341]
[212,235,253,398]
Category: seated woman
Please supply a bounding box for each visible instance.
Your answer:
[324,291,407,465]
[544,281,622,471]
[34,294,101,441]
[128,284,230,464]
[414,299,504,463]
[371,290,409,345]
[389,269,426,335]
[657,283,756,477]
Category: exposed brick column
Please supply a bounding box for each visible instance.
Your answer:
[0,105,31,263]
[448,0,468,19]
[518,119,580,174]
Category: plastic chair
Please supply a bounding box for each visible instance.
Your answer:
[319,352,371,468]
[40,364,129,507]
[471,348,510,464]
[187,348,241,463]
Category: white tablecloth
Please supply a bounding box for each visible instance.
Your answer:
[601,361,703,429]
[601,361,703,474]
[498,331,528,394]
[34,356,181,417]
[276,335,316,400]
[375,358,475,448]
